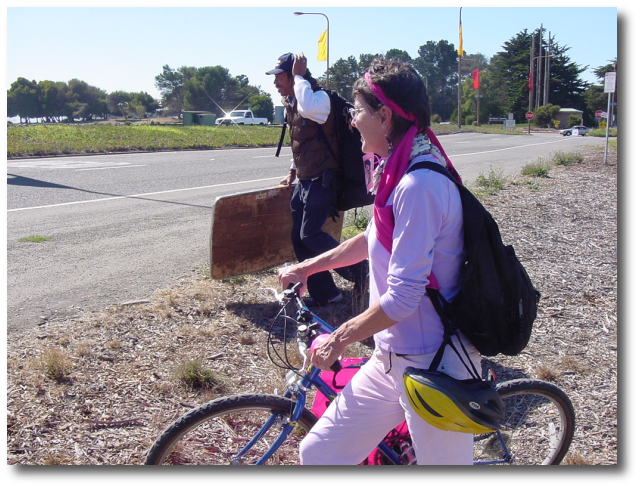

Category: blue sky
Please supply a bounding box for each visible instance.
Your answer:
[5,5,620,109]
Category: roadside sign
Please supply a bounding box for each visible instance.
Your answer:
[595,110,603,119]
[604,72,616,93]
[525,111,534,120]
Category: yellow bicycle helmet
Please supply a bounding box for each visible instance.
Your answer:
[403,367,504,434]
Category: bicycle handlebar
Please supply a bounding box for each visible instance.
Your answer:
[268,283,342,373]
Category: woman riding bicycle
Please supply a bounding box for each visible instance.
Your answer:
[277,57,482,465]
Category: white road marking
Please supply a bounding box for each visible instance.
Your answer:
[7,176,283,212]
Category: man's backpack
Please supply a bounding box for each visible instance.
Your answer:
[275,89,374,212]
[407,160,540,357]
[321,89,374,212]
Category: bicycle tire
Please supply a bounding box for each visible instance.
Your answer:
[474,378,575,465]
[145,394,318,465]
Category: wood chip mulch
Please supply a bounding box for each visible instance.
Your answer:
[7,146,617,465]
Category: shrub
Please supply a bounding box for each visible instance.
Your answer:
[40,348,72,382]
[431,114,442,124]
[521,158,551,177]
[474,167,505,195]
[174,359,225,389]
[552,151,584,166]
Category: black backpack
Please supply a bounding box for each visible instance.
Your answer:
[320,89,374,211]
[275,90,374,212]
[407,160,540,357]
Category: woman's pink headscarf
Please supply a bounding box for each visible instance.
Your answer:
[365,72,461,289]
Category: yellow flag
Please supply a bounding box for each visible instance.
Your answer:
[317,30,328,61]
[458,21,463,57]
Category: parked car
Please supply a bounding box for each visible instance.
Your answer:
[560,125,589,136]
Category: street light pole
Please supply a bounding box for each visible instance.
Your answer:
[294,11,330,89]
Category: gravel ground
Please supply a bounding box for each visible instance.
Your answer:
[6,146,617,465]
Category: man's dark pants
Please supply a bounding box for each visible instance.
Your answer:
[291,176,367,303]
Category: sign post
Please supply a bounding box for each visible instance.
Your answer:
[604,72,616,165]
[525,111,534,134]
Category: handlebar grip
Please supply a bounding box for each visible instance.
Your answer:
[311,334,342,373]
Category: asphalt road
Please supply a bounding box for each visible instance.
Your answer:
[6,132,598,335]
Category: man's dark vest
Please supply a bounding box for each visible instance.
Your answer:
[283,90,340,180]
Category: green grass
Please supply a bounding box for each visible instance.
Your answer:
[473,166,505,195]
[7,124,285,158]
[18,235,54,243]
[521,158,552,177]
[7,122,535,158]
[174,359,227,390]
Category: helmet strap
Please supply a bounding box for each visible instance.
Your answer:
[426,288,482,380]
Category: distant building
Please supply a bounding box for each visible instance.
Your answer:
[273,106,285,125]
[557,108,583,129]
[182,111,216,126]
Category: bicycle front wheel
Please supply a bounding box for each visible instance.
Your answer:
[474,378,575,465]
[145,394,318,465]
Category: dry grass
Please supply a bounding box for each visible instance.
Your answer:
[7,147,617,465]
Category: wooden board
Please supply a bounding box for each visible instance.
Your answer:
[210,185,343,279]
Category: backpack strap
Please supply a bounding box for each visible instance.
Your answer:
[406,159,459,186]
[275,121,288,157]
[411,163,482,379]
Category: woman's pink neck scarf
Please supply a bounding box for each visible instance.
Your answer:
[365,73,461,289]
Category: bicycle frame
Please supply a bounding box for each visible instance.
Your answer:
[241,300,404,465]
[252,289,513,465]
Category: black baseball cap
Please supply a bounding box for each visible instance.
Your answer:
[266,53,294,75]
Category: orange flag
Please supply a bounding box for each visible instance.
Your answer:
[472,69,480,89]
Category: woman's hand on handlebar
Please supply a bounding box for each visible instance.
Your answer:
[310,334,347,372]
[277,264,308,295]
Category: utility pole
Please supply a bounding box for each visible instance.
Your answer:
[529,34,534,112]
[543,31,551,106]
[536,24,543,109]
[457,8,463,128]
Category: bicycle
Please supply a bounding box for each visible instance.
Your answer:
[145,284,575,465]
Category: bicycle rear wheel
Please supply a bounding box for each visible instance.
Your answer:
[145,394,318,465]
[474,378,575,465]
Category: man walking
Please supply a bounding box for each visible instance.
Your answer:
[267,52,367,306]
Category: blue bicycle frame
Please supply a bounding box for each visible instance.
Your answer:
[250,293,511,465]
[247,307,404,465]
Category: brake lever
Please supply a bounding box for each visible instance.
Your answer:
[262,288,286,303]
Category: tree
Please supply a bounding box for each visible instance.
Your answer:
[488,30,535,121]
[248,94,274,122]
[385,49,412,63]
[36,80,60,122]
[414,40,459,121]
[7,78,39,123]
[155,65,198,117]
[107,90,133,117]
[328,56,362,100]
[490,28,588,122]
[183,66,260,116]
[534,103,560,128]
[593,58,617,83]
[67,79,108,121]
